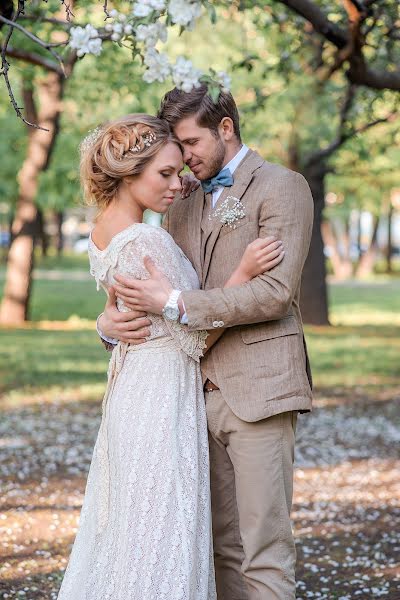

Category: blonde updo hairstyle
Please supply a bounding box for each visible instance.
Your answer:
[80,114,181,214]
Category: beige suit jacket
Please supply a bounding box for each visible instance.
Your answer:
[163,149,313,422]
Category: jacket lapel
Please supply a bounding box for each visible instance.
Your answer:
[201,149,264,287]
[187,186,205,281]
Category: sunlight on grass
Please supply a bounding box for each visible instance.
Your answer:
[329,280,400,326]
[305,323,399,389]
[0,279,398,404]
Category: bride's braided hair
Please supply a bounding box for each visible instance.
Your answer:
[80,114,180,213]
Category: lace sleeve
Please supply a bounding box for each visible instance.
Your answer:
[116,226,207,362]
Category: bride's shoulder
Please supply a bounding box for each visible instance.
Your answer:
[135,223,176,247]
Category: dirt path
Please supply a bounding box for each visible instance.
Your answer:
[1,390,399,600]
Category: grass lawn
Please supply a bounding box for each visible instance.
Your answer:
[0,276,399,400]
[0,250,91,273]
[1,277,399,599]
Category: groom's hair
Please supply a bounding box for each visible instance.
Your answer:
[158,84,241,142]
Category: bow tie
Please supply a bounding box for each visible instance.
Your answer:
[201,168,234,194]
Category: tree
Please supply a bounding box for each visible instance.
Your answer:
[0,0,226,322]
[324,122,400,278]
[2,1,399,324]
[232,1,400,323]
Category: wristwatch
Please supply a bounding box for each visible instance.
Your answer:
[162,289,182,322]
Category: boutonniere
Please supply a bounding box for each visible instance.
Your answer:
[209,195,246,229]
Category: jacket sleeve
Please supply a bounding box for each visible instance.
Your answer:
[181,171,314,330]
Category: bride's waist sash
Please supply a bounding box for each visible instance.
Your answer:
[108,336,178,378]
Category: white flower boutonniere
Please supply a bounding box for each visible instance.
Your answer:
[209,195,246,229]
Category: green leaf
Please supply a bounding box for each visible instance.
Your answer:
[209,84,221,103]
[204,1,217,25]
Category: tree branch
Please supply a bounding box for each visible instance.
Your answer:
[19,15,72,27]
[4,45,64,74]
[22,79,38,125]
[307,108,399,166]
[60,0,74,22]
[274,0,348,48]
[273,0,400,91]
[347,58,400,90]
[0,1,48,129]
[0,15,68,51]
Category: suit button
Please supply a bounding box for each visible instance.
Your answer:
[212,320,219,328]
[219,321,224,327]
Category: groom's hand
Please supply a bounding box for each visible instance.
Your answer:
[99,287,152,343]
[114,257,173,315]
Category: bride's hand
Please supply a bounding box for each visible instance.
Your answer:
[180,173,200,198]
[237,237,284,281]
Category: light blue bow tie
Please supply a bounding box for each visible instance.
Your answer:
[201,168,234,194]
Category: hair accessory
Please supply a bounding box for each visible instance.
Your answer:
[80,126,103,155]
[129,130,157,154]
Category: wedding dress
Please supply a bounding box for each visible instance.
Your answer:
[57,223,216,600]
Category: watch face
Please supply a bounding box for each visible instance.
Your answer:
[164,305,180,321]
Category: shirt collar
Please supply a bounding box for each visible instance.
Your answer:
[223,144,249,176]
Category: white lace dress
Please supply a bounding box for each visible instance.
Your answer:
[57,223,216,600]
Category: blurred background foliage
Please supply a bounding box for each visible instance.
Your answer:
[1,1,399,322]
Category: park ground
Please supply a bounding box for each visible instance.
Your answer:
[0,257,399,600]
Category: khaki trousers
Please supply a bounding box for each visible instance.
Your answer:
[205,389,297,600]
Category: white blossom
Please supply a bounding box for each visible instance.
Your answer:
[68,0,223,93]
[168,0,202,28]
[69,24,102,57]
[143,48,171,83]
[132,1,152,17]
[172,56,202,92]
[215,70,231,92]
[86,38,103,56]
[135,22,168,47]
[105,11,133,42]
[132,0,165,17]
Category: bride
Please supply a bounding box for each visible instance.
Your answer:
[57,114,284,600]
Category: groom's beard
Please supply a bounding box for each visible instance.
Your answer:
[199,138,226,181]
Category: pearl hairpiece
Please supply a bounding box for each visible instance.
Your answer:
[128,130,157,154]
[80,126,103,155]
[80,126,157,159]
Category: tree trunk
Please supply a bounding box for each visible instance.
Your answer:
[299,166,330,325]
[386,203,393,274]
[356,210,362,259]
[321,218,352,280]
[36,207,49,257]
[355,215,380,278]
[55,210,64,256]
[0,73,64,323]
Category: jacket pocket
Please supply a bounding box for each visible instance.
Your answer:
[241,315,300,344]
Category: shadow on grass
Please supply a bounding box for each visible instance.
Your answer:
[305,323,400,390]
[0,328,109,396]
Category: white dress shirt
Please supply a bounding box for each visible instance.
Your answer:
[210,143,249,208]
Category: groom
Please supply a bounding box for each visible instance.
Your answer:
[98,85,313,599]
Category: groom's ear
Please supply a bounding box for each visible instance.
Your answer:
[219,117,235,141]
